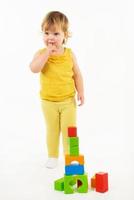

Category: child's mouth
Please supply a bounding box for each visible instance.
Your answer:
[48,41,55,45]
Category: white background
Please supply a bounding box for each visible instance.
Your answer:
[0,0,134,199]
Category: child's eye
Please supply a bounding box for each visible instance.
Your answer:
[54,32,60,36]
[44,32,49,35]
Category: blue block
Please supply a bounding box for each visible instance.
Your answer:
[65,164,84,175]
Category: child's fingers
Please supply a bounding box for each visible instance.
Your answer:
[77,95,81,106]
[78,96,84,106]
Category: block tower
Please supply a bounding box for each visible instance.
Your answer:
[54,126,88,194]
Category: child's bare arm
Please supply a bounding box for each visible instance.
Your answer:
[29,49,50,73]
[72,52,84,106]
[29,44,57,73]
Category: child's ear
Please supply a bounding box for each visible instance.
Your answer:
[63,33,68,44]
[65,31,68,38]
[63,37,68,44]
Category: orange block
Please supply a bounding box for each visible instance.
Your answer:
[91,176,96,188]
[65,155,84,165]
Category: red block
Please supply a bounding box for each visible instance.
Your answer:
[96,172,108,193]
[68,127,77,137]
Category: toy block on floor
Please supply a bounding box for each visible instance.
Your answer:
[65,164,84,175]
[54,126,110,195]
[64,174,89,194]
[68,127,77,137]
[76,174,88,193]
[91,175,96,189]
[54,177,64,191]
[96,172,108,193]
[65,155,84,166]
[64,175,76,194]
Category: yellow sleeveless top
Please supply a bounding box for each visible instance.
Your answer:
[39,47,76,101]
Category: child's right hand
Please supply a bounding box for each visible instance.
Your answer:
[47,43,57,55]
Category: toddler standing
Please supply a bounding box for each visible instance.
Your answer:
[29,11,84,168]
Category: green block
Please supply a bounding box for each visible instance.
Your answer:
[76,174,88,193]
[54,177,64,191]
[64,175,76,194]
[64,174,89,194]
[68,137,79,156]
[68,137,79,147]
[70,178,76,186]
[69,146,79,156]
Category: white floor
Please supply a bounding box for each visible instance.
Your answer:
[0,130,134,200]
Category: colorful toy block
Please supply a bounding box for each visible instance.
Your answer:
[54,177,64,191]
[65,164,84,175]
[68,137,79,156]
[64,174,88,194]
[96,172,108,193]
[68,137,79,147]
[54,126,89,194]
[65,155,84,166]
[54,126,109,195]
[68,127,77,137]
[64,175,76,194]
[91,175,96,189]
[76,174,88,193]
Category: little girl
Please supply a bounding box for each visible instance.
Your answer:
[29,11,84,168]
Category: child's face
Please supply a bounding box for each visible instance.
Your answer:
[43,26,65,49]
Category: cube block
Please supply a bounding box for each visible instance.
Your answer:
[96,172,108,193]
[64,174,88,194]
[76,174,88,193]
[91,175,96,189]
[54,177,64,191]
[68,127,77,137]
[64,175,76,194]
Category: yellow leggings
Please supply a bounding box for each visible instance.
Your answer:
[41,97,76,158]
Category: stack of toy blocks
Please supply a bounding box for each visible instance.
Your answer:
[64,127,88,194]
[54,126,109,194]
[54,126,88,194]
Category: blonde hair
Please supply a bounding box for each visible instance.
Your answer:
[41,11,70,44]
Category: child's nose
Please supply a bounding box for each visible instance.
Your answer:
[48,33,54,39]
